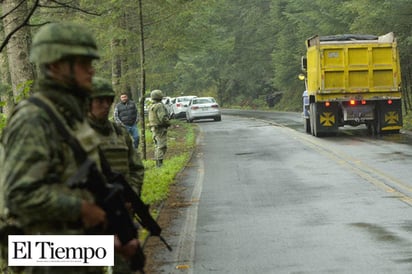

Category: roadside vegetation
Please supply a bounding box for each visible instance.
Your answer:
[402,113,412,131]
[137,119,195,244]
[141,119,196,206]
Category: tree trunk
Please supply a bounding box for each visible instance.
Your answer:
[2,0,35,107]
[0,21,12,116]
[111,38,122,98]
[138,0,146,159]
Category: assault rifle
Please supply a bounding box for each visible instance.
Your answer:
[66,158,146,272]
[67,158,172,271]
[106,170,173,251]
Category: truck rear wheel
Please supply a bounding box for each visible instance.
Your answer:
[366,121,375,135]
[309,103,320,136]
[367,120,381,136]
[304,118,311,133]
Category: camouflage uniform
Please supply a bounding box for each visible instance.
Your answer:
[89,119,144,195]
[88,78,144,197]
[0,23,103,274]
[148,90,170,167]
[88,77,144,274]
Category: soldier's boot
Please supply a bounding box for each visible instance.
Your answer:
[156,159,163,167]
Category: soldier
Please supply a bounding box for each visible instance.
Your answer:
[88,77,145,273]
[148,89,171,167]
[0,22,138,273]
[88,77,145,196]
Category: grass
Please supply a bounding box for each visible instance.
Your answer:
[140,119,196,206]
[135,119,195,245]
[402,112,412,131]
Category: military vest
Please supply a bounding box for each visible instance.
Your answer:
[148,102,169,127]
[0,93,100,232]
[95,123,130,177]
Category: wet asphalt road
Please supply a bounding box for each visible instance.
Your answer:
[151,110,412,274]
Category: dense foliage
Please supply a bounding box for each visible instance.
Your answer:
[1,0,412,116]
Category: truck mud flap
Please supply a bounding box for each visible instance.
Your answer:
[376,99,403,133]
[311,102,339,136]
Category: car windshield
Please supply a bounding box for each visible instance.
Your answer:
[178,97,193,102]
[193,98,215,104]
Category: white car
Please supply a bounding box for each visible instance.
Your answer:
[171,96,197,119]
[186,97,222,122]
[162,96,173,117]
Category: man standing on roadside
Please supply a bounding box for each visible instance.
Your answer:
[114,92,140,149]
[148,89,171,167]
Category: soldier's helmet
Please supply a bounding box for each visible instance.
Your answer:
[30,22,99,65]
[151,89,164,100]
[91,77,115,99]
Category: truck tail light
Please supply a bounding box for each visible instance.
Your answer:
[350,100,356,105]
[361,100,366,105]
[325,101,330,107]
[387,99,393,105]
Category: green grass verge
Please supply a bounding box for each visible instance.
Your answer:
[141,119,196,206]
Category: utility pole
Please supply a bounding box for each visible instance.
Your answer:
[138,0,147,159]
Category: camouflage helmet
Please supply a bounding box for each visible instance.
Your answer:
[151,89,164,100]
[90,77,115,98]
[30,22,99,65]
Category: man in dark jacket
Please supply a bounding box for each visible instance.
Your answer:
[114,92,140,148]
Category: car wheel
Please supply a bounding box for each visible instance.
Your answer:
[214,115,222,121]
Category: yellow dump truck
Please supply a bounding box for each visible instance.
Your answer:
[301,32,402,136]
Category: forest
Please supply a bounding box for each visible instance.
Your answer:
[0,0,412,127]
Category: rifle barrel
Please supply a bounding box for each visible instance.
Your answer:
[160,235,173,251]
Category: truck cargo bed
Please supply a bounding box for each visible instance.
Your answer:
[306,32,401,97]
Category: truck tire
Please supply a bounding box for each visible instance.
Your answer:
[304,117,311,133]
[366,121,375,135]
[309,104,314,136]
[310,103,319,136]
[374,107,382,135]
